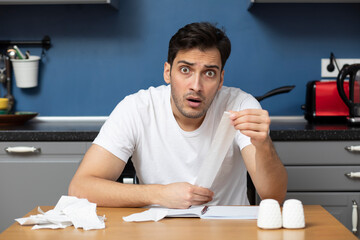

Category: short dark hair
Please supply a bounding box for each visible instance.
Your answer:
[167,22,231,70]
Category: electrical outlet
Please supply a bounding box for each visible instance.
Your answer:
[321,58,360,78]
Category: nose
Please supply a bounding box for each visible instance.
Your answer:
[189,72,203,92]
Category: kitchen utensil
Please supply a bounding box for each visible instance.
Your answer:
[13,45,25,59]
[0,54,6,85]
[7,49,16,59]
[337,64,360,124]
[4,56,14,113]
[255,85,295,102]
[4,57,14,111]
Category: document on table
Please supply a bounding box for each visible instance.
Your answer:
[123,206,259,222]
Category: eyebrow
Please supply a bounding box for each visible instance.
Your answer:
[177,60,220,70]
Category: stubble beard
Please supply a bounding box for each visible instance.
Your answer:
[170,84,216,119]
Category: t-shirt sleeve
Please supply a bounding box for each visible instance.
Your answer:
[93,97,138,163]
[234,94,262,150]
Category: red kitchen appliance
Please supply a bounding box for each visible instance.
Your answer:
[303,80,349,122]
[337,64,360,124]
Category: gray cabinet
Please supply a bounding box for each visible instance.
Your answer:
[0,142,87,233]
[273,141,360,237]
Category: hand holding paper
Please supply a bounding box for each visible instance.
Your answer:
[159,182,214,209]
[229,109,271,147]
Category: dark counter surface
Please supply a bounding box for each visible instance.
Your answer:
[269,117,360,141]
[0,116,360,141]
[0,117,104,141]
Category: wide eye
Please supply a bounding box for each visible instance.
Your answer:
[180,66,190,74]
[205,70,216,78]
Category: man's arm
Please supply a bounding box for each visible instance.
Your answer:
[68,144,213,208]
[229,109,287,204]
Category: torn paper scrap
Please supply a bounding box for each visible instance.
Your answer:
[15,195,105,230]
[123,208,169,222]
[195,111,236,189]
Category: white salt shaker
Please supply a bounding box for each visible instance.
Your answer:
[282,199,305,229]
[257,199,282,229]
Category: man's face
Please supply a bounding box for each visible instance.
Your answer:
[164,48,224,122]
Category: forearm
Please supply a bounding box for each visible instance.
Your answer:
[253,139,288,204]
[68,175,161,207]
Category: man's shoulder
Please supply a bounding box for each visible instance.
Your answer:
[109,85,169,121]
[128,85,168,98]
[215,86,260,111]
[218,86,253,100]
[122,85,169,105]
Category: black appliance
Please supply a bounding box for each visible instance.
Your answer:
[337,64,360,124]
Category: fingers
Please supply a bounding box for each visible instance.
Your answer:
[230,109,269,129]
[229,109,270,124]
[191,186,214,203]
[229,109,270,145]
[160,183,213,209]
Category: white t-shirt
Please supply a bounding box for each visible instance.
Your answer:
[94,85,261,205]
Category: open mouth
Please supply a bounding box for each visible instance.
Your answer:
[188,98,201,103]
[186,97,202,107]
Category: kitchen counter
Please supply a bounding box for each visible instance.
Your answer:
[0,116,360,141]
[0,117,106,141]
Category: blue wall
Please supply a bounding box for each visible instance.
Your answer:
[0,0,359,116]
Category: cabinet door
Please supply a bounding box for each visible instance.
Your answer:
[286,166,360,191]
[286,192,360,237]
[0,142,86,232]
[274,141,360,165]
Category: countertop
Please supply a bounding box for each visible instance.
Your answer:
[1,116,360,141]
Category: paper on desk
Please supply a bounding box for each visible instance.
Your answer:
[122,208,169,222]
[15,195,106,230]
[123,206,258,222]
[195,111,237,189]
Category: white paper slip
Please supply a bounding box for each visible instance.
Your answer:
[15,195,106,230]
[123,206,259,222]
[199,206,259,219]
[195,111,237,189]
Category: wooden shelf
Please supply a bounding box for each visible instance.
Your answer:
[249,0,360,9]
[0,0,118,9]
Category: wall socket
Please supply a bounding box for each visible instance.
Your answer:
[321,58,360,78]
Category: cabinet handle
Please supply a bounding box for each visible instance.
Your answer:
[345,172,360,178]
[345,145,360,152]
[123,178,134,184]
[353,200,358,235]
[5,146,41,153]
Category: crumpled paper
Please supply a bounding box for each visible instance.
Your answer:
[15,195,106,230]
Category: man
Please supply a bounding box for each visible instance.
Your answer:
[68,22,287,208]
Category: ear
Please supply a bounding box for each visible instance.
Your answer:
[163,62,171,84]
[218,69,224,90]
